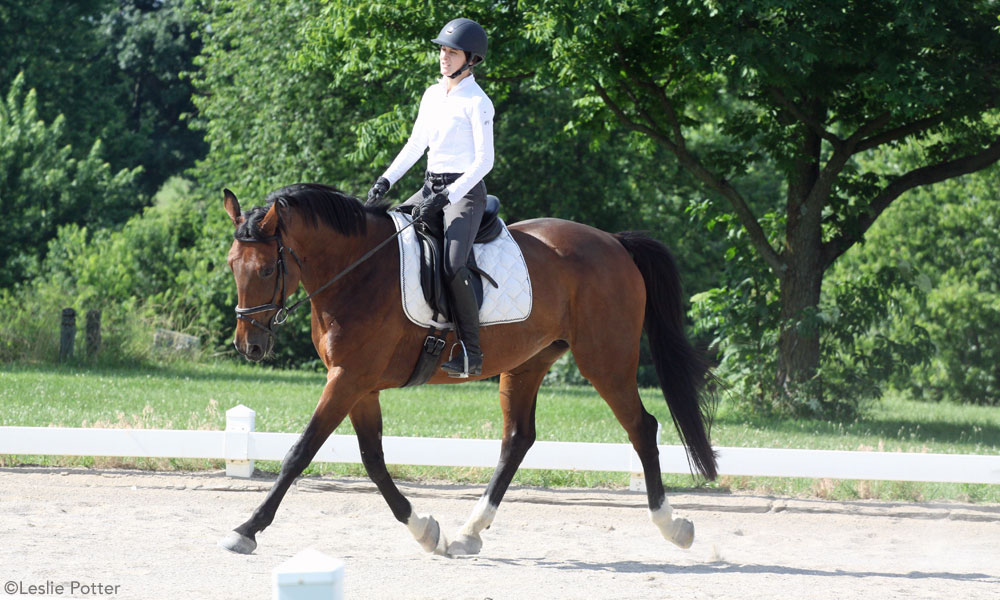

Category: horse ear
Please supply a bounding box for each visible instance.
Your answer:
[259,202,280,237]
[223,188,243,227]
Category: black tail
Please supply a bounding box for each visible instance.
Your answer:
[615,231,718,480]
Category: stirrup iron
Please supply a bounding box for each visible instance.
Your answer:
[445,341,471,378]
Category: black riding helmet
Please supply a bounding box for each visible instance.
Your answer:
[432,18,488,79]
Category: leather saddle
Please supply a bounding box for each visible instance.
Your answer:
[394,195,502,321]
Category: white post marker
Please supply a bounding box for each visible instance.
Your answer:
[225,404,256,478]
[273,548,344,600]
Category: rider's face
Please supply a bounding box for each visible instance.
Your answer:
[439,45,466,76]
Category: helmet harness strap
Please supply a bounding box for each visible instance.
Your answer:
[447,54,479,80]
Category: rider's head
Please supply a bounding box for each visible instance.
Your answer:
[432,18,488,80]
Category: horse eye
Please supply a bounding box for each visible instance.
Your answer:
[259,265,275,278]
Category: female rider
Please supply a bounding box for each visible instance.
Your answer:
[366,18,494,378]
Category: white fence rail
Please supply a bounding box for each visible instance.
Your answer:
[1,404,998,485]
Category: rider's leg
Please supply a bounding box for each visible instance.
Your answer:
[440,181,486,377]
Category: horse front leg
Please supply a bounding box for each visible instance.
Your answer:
[218,372,362,554]
[349,393,450,556]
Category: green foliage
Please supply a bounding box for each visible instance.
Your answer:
[0,73,142,288]
[0,0,119,161]
[524,0,1000,410]
[832,167,1000,405]
[0,1,205,196]
[0,178,233,365]
[96,0,207,195]
[187,0,351,200]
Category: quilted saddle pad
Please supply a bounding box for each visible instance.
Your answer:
[388,211,532,329]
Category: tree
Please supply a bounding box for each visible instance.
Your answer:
[0,0,118,158]
[1,0,206,197]
[98,0,207,195]
[526,0,1000,406]
[0,73,141,288]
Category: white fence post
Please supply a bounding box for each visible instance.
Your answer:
[273,548,344,600]
[225,404,256,478]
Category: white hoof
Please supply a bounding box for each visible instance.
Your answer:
[407,514,451,557]
[665,518,695,549]
[218,531,257,554]
[446,532,483,556]
[650,505,695,549]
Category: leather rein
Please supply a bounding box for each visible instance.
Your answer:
[234,216,418,341]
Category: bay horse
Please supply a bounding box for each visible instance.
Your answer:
[219,183,716,556]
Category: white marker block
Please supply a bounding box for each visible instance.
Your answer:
[225,404,256,478]
[273,548,344,600]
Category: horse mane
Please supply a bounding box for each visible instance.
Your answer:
[236,183,388,241]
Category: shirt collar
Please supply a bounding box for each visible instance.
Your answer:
[437,73,476,93]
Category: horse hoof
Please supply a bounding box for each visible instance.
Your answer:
[447,533,483,556]
[408,514,452,558]
[218,531,257,555]
[667,518,694,549]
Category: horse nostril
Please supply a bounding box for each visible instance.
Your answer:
[249,344,263,360]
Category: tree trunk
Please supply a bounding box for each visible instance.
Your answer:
[775,113,825,405]
[775,243,825,401]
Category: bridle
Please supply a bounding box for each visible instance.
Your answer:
[233,214,419,347]
[233,231,301,342]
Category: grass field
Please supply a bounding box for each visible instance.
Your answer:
[2,361,998,502]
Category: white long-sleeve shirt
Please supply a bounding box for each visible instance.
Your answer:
[380,75,495,203]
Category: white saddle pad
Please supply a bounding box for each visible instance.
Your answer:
[388,211,532,329]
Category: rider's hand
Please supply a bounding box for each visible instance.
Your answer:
[416,188,450,222]
[366,177,391,206]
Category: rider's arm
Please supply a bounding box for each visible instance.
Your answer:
[446,95,494,202]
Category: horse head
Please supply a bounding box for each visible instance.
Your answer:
[223,188,302,361]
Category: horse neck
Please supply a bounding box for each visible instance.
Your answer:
[286,212,396,302]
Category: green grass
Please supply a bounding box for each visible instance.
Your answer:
[1,361,998,502]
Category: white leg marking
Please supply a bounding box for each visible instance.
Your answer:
[447,496,497,555]
[650,503,695,549]
[407,512,451,557]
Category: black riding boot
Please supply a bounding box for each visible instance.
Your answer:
[441,267,483,377]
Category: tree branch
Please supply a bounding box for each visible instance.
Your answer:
[802,112,891,215]
[593,82,675,147]
[769,87,843,149]
[479,71,536,84]
[593,83,785,273]
[854,113,947,153]
[613,46,685,148]
[823,136,1000,267]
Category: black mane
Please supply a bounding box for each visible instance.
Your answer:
[235,183,388,241]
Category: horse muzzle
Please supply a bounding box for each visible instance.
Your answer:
[233,333,273,362]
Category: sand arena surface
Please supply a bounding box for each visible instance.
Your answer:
[1,467,998,599]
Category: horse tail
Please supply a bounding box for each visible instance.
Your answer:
[614,231,718,481]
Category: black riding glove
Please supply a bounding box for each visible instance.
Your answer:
[366,177,391,206]
[416,188,450,222]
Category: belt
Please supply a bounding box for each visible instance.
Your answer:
[425,171,462,185]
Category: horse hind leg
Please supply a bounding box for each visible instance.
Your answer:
[573,346,695,549]
[350,393,450,556]
[447,341,568,555]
